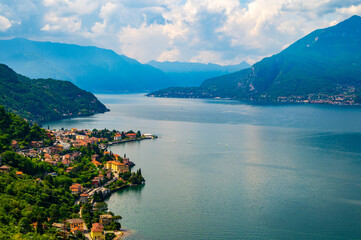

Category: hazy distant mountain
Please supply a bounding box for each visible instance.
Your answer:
[149,15,361,105]
[147,60,250,87]
[0,38,172,93]
[0,63,108,123]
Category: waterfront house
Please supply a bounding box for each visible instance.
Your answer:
[144,133,153,139]
[99,215,113,225]
[67,219,84,232]
[105,161,129,173]
[90,223,105,240]
[114,133,122,140]
[126,133,137,139]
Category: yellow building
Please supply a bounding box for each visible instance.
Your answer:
[66,219,84,232]
[105,161,129,173]
[90,223,105,240]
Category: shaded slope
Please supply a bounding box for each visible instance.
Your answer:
[0,64,109,123]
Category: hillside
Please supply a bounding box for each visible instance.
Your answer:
[0,38,172,93]
[148,15,361,105]
[0,63,109,123]
[147,61,250,87]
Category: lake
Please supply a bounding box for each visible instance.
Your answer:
[47,94,361,240]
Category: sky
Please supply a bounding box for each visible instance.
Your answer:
[0,0,360,65]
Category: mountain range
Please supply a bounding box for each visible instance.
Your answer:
[148,60,250,87]
[148,15,361,105]
[0,63,108,123]
[0,38,171,93]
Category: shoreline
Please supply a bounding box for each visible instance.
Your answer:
[115,229,134,239]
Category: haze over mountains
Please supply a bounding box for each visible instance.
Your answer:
[0,38,251,93]
[0,38,171,93]
[148,61,250,87]
[149,15,361,105]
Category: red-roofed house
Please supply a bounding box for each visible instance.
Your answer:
[90,223,105,240]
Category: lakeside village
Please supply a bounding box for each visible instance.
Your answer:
[0,127,156,240]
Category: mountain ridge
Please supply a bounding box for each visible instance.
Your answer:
[0,38,172,93]
[0,63,109,123]
[147,60,250,87]
[148,15,361,105]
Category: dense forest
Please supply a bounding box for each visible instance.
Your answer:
[0,106,141,239]
[0,63,109,124]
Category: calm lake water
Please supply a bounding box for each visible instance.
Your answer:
[47,94,361,240]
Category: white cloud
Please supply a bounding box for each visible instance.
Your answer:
[0,15,11,31]
[336,4,361,15]
[41,13,82,32]
[0,0,360,65]
[190,50,223,64]
[158,48,180,62]
[118,23,171,62]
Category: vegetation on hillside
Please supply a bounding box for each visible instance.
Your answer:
[0,63,109,123]
[0,106,142,239]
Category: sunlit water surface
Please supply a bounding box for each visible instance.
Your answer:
[47,94,361,240]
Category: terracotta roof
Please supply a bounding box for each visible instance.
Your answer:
[91,223,104,232]
[107,161,124,166]
[67,219,84,224]
[92,160,101,166]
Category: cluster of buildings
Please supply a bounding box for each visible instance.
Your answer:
[261,86,359,105]
[59,214,119,240]
[272,94,357,105]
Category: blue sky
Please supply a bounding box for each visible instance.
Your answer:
[0,0,360,65]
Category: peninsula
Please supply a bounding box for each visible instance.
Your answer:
[0,63,109,123]
[0,105,154,239]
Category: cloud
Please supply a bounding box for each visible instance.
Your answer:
[0,15,11,31]
[0,0,360,65]
[336,3,361,15]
